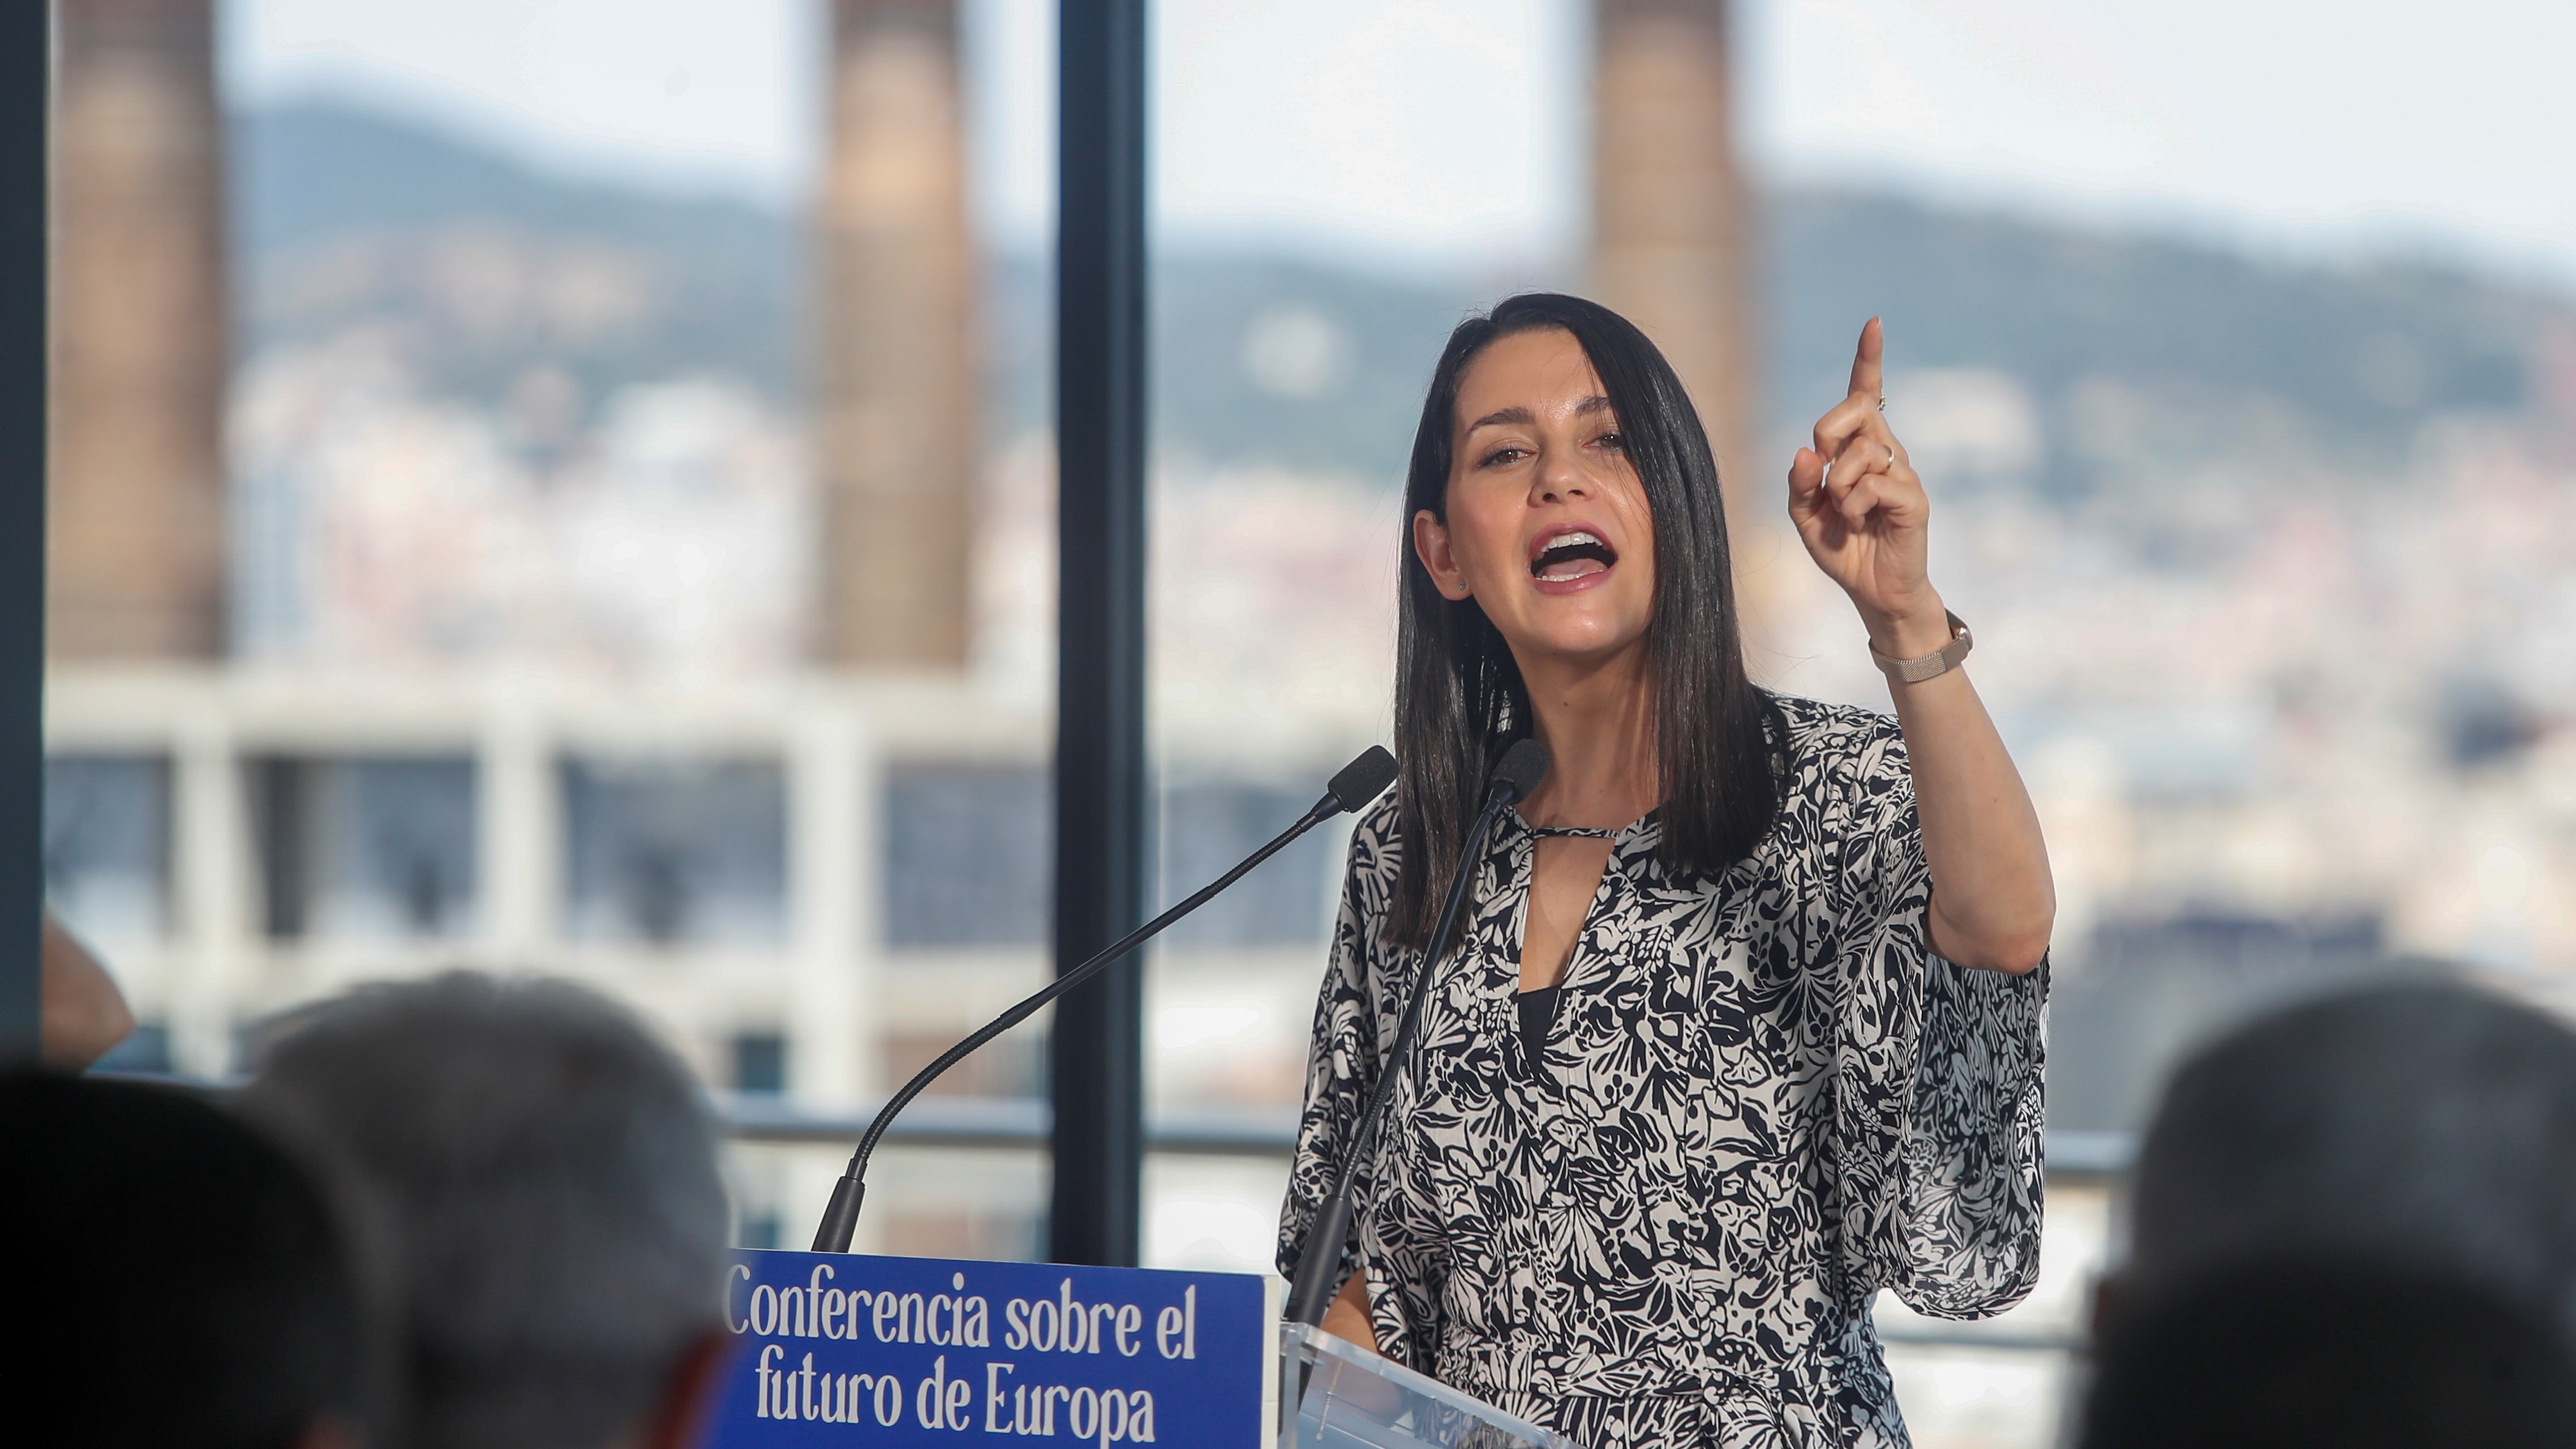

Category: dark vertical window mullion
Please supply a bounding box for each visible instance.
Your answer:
[1050,0,1152,1265]
[0,3,47,1061]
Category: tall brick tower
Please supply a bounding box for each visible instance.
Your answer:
[1592,0,1753,522]
[815,0,976,670]
[51,0,228,660]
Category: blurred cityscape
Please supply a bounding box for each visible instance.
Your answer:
[42,6,2576,1448]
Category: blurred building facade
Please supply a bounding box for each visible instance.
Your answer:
[40,0,1375,1262]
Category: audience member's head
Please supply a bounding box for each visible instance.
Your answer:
[2081,1257,2576,1449]
[2122,979,2576,1332]
[240,972,729,1449]
[7,1070,368,1449]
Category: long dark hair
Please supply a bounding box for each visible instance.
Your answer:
[1387,293,1782,946]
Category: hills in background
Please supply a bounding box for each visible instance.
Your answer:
[237,101,2575,495]
[237,105,800,402]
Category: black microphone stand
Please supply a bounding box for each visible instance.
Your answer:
[1282,738,1548,1327]
[811,746,1399,1253]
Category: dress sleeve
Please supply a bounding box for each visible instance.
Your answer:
[1823,716,2048,1321]
[1275,805,1446,1370]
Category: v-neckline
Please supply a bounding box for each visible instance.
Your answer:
[1512,824,1621,1000]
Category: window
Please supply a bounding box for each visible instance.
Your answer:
[883,765,1050,948]
[1159,779,1334,946]
[252,757,477,940]
[561,759,787,946]
[43,756,170,944]
[731,1032,788,1095]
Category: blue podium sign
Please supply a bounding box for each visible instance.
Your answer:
[709,1250,1271,1448]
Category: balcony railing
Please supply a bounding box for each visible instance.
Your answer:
[719,1090,2137,1178]
[105,1068,2136,1180]
[106,1070,2126,1358]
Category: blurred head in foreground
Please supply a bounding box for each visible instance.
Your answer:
[2122,978,2576,1332]
[242,972,729,1449]
[5,1070,367,1449]
[2081,1258,2576,1449]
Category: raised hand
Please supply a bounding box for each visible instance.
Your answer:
[1785,320,2053,977]
[1787,318,1948,657]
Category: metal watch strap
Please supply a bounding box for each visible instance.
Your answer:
[1869,610,1972,683]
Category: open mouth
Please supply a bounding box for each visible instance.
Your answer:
[1530,529,1617,583]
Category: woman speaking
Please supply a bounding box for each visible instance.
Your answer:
[1278,294,2053,1449]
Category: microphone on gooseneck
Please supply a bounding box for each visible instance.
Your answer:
[1283,737,1549,1327]
[810,745,1401,1254]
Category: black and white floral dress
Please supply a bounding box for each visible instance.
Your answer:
[1278,696,2047,1449]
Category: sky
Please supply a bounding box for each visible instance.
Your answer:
[225,0,2576,290]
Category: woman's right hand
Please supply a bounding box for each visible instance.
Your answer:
[1314,1271,1411,1421]
[1323,1271,1382,1352]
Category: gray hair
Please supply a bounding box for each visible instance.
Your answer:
[241,972,729,1449]
[2130,979,2576,1330]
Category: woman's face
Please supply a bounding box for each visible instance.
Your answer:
[1414,327,1658,671]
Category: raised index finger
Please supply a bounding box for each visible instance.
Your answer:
[1846,316,1884,402]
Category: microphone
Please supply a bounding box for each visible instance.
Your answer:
[1282,737,1548,1327]
[811,745,1401,1253]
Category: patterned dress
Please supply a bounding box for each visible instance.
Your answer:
[1277,696,2047,1449]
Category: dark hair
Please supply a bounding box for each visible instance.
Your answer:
[2081,1256,2576,1449]
[1389,292,1780,944]
[7,1070,368,1449]
[2128,979,2576,1319]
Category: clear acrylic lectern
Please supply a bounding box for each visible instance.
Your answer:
[1278,1321,1583,1449]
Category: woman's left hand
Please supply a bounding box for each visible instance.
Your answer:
[1788,320,2054,974]
[1788,318,1946,653]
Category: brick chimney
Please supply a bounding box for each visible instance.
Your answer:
[1592,0,1754,520]
[51,0,228,660]
[815,0,976,669]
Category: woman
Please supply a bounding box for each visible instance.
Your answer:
[1278,293,2053,1449]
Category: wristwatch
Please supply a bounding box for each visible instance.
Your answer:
[1869,610,1973,684]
